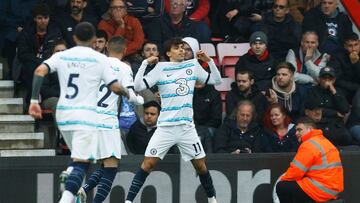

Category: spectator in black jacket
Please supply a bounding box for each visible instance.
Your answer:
[263,103,299,152]
[304,66,352,146]
[17,3,62,104]
[347,89,360,143]
[55,0,98,47]
[329,32,360,102]
[40,39,67,114]
[261,0,301,62]
[302,0,353,55]
[214,100,272,153]
[145,0,207,53]
[266,62,307,120]
[225,70,268,123]
[235,31,275,91]
[126,101,160,154]
[193,82,222,153]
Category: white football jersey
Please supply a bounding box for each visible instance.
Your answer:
[44,46,117,130]
[97,57,134,129]
[143,59,209,126]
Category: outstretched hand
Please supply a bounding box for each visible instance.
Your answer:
[196,50,211,62]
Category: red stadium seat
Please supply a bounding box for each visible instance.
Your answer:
[217,43,250,77]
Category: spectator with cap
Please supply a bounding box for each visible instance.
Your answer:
[304,66,352,146]
[235,31,275,91]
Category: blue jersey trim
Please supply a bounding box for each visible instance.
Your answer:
[163,63,195,71]
[161,103,193,112]
[57,120,99,127]
[157,76,198,86]
[57,105,97,112]
[59,56,98,63]
[158,117,193,123]
[161,90,194,98]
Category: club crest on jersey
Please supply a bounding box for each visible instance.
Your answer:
[186,69,193,75]
[150,148,157,155]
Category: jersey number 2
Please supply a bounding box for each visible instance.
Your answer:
[65,74,79,99]
[97,84,111,107]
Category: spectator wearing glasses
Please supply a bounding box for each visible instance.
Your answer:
[98,0,144,56]
[146,0,208,53]
[260,0,301,63]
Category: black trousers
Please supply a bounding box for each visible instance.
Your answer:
[276,181,313,203]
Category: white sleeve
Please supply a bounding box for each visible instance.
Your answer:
[134,60,160,92]
[195,59,222,85]
[101,59,118,85]
[43,53,59,73]
[120,63,134,88]
[127,88,144,105]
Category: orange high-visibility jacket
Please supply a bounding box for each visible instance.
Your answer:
[281,129,344,202]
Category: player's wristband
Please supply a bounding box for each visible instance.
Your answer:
[30,99,39,104]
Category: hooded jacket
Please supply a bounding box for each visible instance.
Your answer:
[271,77,307,120]
[264,123,299,152]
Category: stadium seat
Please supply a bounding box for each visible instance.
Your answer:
[216,43,250,78]
[215,77,234,117]
[200,43,219,66]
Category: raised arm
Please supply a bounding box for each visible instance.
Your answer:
[134,56,159,92]
[196,50,222,85]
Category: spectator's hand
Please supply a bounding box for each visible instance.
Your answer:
[146,56,159,64]
[249,13,262,22]
[349,52,359,64]
[337,111,345,118]
[147,7,155,14]
[226,9,238,21]
[304,48,315,61]
[324,80,337,94]
[29,103,42,119]
[244,148,252,153]
[196,50,211,62]
[231,149,241,154]
[17,26,23,32]
[264,89,278,103]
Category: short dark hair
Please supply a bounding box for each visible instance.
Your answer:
[107,36,126,53]
[74,22,96,42]
[344,32,359,43]
[163,37,184,61]
[275,61,295,74]
[143,101,161,113]
[52,39,67,53]
[96,29,108,41]
[142,41,158,50]
[236,69,254,80]
[32,3,51,17]
[296,116,317,128]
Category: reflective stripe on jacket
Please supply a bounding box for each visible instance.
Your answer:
[281,129,344,202]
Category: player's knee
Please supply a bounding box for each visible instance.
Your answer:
[141,159,157,172]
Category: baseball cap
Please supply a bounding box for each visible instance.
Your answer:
[319,67,336,78]
[249,31,268,45]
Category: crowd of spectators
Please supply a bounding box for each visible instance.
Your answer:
[0,0,359,154]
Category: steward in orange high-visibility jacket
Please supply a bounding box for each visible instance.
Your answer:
[276,117,344,203]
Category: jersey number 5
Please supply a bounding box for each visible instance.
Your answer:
[65,73,79,99]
